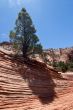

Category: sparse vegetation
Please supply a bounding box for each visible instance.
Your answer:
[68,50,73,62]
[52,60,73,72]
[52,61,68,72]
[66,62,73,72]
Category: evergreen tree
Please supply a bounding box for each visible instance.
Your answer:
[9,8,42,57]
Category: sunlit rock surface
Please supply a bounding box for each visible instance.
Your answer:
[0,49,73,110]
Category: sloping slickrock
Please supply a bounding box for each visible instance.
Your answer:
[0,50,73,110]
[0,50,58,109]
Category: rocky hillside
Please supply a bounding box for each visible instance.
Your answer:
[0,42,73,63]
[0,48,73,109]
[43,47,73,63]
[0,49,60,109]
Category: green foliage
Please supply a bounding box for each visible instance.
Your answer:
[52,60,73,72]
[52,61,58,67]
[68,50,73,62]
[58,61,68,72]
[9,8,42,57]
[66,62,73,72]
[66,50,73,71]
[53,61,68,72]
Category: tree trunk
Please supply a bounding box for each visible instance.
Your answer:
[22,44,28,58]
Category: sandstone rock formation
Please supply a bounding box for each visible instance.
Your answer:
[44,47,73,63]
[0,49,73,110]
[0,49,60,109]
[1,42,73,63]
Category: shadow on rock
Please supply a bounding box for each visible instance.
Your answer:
[12,57,57,104]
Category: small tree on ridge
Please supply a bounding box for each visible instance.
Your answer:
[9,8,42,57]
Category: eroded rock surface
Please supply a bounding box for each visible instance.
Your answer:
[0,50,73,110]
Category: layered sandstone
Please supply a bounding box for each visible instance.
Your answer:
[0,49,60,109]
[0,49,73,110]
[44,47,73,63]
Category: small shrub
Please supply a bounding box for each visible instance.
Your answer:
[66,62,73,72]
[53,61,68,72]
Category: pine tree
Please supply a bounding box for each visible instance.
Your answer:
[9,8,42,57]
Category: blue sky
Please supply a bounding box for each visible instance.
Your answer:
[0,0,73,49]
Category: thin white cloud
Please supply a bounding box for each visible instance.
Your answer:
[0,33,9,42]
[0,33,8,38]
[9,0,23,7]
[8,0,41,7]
